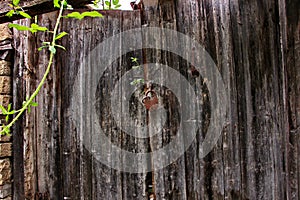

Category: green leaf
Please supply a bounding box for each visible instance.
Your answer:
[38,46,47,51]
[31,23,48,32]
[55,44,66,51]
[7,104,11,112]
[49,46,56,54]
[105,1,111,6]
[63,0,69,8]
[81,11,103,18]
[55,31,68,40]
[30,102,38,107]
[0,105,7,115]
[114,4,121,9]
[130,57,138,63]
[5,115,9,122]
[2,126,11,135]
[19,11,32,19]
[112,0,119,5]
[53,0,60,8]
[6,10,15,18]
[13,0,20,6]
[42,42,50,45]
[65,12,84,20]
[9,23,31,31]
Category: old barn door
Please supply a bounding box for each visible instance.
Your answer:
[13,10,154,199]
[12,0,300,199]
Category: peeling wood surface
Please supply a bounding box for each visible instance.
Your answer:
[12,0,300,199]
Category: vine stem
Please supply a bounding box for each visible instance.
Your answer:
[0,0,65,135]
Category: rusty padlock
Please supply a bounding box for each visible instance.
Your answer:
[142,90,158,110]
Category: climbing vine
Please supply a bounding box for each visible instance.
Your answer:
[0,0,104,135]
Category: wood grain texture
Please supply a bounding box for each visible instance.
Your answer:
[12,0,300,199]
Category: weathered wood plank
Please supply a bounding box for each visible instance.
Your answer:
[12,18,27,200]
[11,0,300,199]
[0,0,93,24]
[282,1,300,199]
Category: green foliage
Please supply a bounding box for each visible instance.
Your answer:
[65,11,103,20]
[22,98,38,114]
[12,0,20,6]
[0,104,15,122]
[9,23,48,33]
[53,0,60,8]
[1,0,105,135]
[5,0,31,19]
[103,0,121,10]
[8,23,31,31]
[130,57,145,87]
[55,31,68,40]
[19,11,32,19]
[6,10,15,17]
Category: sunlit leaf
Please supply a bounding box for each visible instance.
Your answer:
[31,23,48,32]
[5,10,15,18]
[112,0,119,5]
[81,11,103,18]
[31,102,38,107]
[7,104,11,112]
[53,0,60,8]
[38,46,47,51]
[2,126,11,135]
[0,105,7,115]
[9,23,31,31]
[55,31,68,40]
[130,57,138,62]
[63,0,69,7]
[65,12,84,20]
[19,11,32,19]
[13,0,20,6]
[114,4,121,9]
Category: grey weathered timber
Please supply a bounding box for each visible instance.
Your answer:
[0,0,93,24]
[11,0,300,199]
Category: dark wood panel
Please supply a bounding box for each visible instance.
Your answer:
[11,0,300,199]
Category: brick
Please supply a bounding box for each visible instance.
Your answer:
[0,184,11,198]
[0,159,11,185]
[0,134,11,143]
[0,77,11,95]
[0,24,12,42]
[0,95,11,111]
[0,144,11,157]
[0,61,11,76]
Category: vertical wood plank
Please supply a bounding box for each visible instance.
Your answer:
[11,1,300,199]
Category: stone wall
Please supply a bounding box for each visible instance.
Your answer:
[0,23,13,200]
